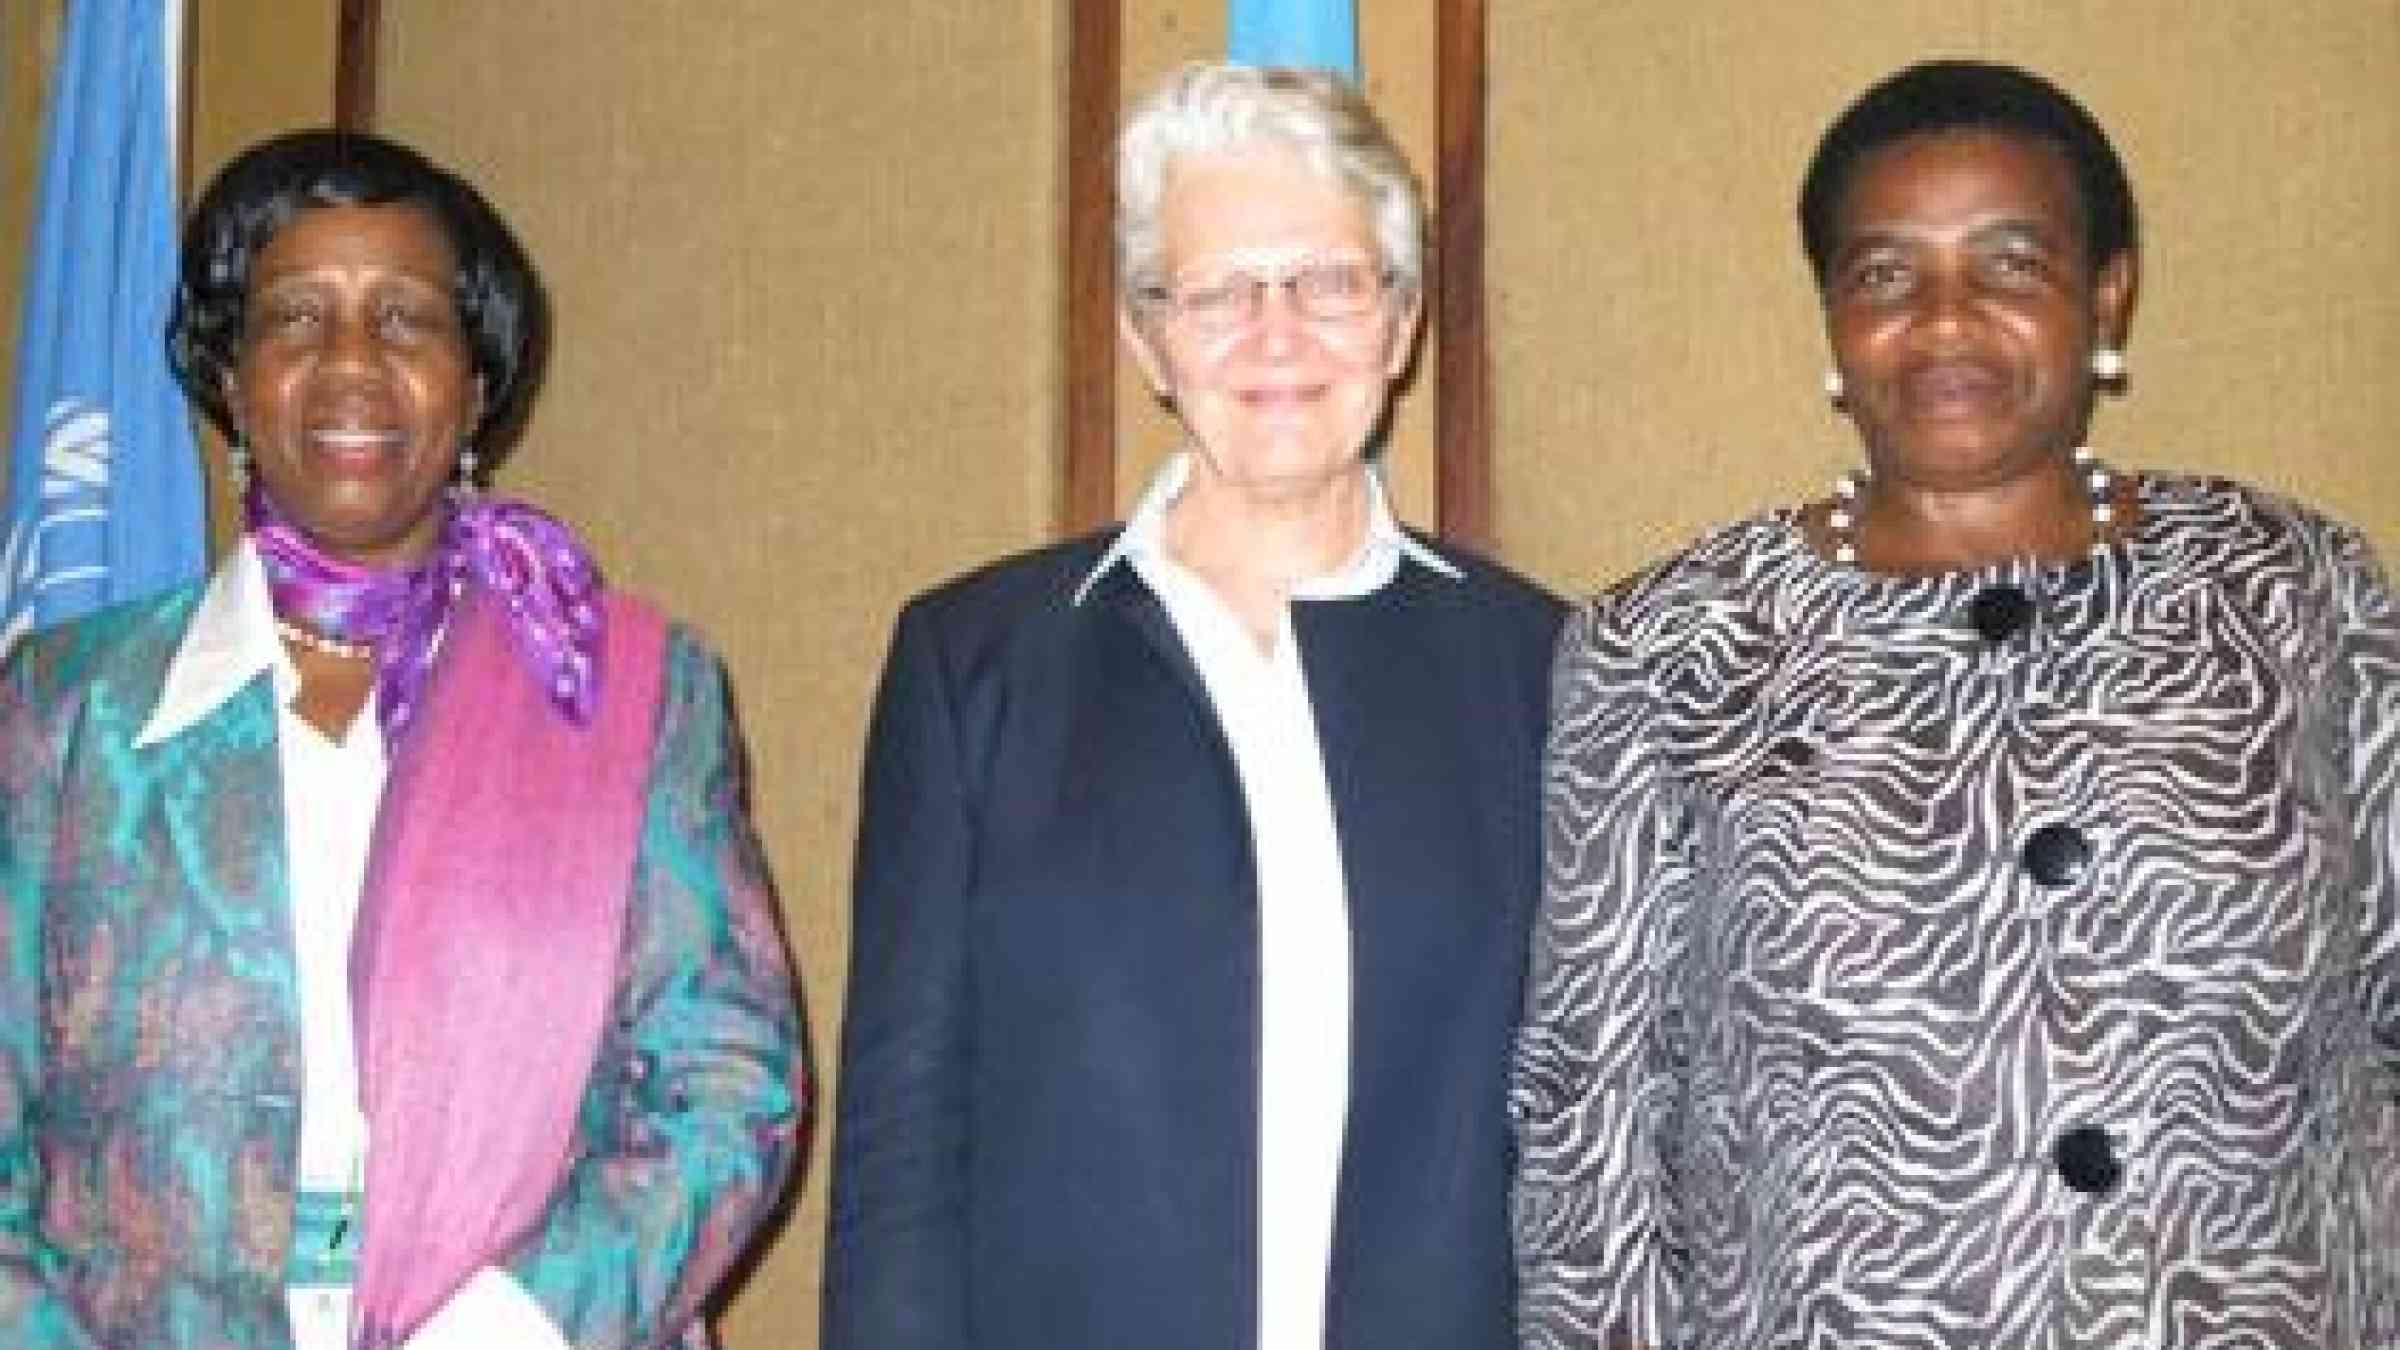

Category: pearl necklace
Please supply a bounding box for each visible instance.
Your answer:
[275,617,373,661]
[1828,446,2117,566]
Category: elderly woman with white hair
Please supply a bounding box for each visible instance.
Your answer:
[822,62,1561,1350]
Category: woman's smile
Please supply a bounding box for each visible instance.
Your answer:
[229,203,481,567]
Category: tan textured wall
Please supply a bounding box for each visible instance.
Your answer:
[187,1,335,192]
[0,0,62,443]
[0,0,63,441]
[1115,0,1440,520]
[376,4,1062,1343]
[1492,1,2400,596]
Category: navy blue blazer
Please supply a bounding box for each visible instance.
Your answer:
[824,529,1563,1350]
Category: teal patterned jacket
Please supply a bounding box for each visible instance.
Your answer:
[0,580,805,1349]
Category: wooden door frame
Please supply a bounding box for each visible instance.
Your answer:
[1062,0,1121,535]
[1430,0,1489,547]
[335,0,379,130]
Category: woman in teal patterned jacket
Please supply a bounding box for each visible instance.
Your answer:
[0,130,802,1348]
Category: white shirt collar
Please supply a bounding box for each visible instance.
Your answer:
[1071,451,1461,607]
[135,537,297,749]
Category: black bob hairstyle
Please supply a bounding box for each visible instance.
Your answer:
[1798,60,2138,289]
[166,128,546,461]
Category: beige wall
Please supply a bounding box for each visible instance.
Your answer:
[187,0,336,193]
[375,4,1063,1342]
[0,1,62,442]
[1492,0,2400,595]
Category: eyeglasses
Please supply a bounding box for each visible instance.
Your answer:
[1136,255,1393,333]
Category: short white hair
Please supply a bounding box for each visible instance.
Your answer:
[1115,62,1425,299]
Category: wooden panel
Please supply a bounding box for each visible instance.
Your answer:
[1433,0,1489,546]
[335,0,381,130]
[1061,0,1120,535]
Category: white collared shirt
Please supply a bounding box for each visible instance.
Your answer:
[1071,452,1460,609]
[1076,454,1458,1350]
[136,540,567,1350]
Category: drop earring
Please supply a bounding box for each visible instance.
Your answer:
[1822,368,1846,406]
[453,446,481,494]
[2090,346,2127,382]
[227,438,251,494]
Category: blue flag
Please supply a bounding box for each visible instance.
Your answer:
[2,0,204,654]
[1228,0,1358,78]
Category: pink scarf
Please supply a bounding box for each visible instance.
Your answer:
[346,582,667,1345]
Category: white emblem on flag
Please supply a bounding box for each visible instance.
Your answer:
[0,397,114,657]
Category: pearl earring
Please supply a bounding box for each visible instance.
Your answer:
[1822,369,1846,404]
[2090,346,2126,381]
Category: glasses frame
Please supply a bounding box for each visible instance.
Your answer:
[1134,253,1396,334]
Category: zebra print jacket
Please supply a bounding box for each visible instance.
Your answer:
[1513,475,2400,1349]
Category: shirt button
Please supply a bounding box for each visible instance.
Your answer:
[2053,1123,2122,1196]
[2022,822,2092,888]
[1966,583,2035,643]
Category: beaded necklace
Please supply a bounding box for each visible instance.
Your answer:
[1827,446,2117,566]
[274,617,373,662]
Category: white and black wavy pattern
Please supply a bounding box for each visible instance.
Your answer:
[1513,476,2400,1349]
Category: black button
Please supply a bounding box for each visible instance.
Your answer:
[2022,823,2093,888]
[1966,583,2035,642]
[2053,1124,2121,1196]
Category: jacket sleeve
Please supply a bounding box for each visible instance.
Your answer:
[502,629,806,1349]
[0,652,102,1348]
[2323,521,2400,1338]
[821,599,976,1350]
[1510,592,1692,1350]
[2335,526,2400,1068]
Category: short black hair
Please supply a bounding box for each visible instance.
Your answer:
[166,129,546,460]
[1798,60,2137,287]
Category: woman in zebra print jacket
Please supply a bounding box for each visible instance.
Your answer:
[1511,59,2400,1349]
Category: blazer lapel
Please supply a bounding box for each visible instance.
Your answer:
[1290,572,1481,908]
[102,620,300,1086]
[138,678,293,955]
[1085,562,1215,714]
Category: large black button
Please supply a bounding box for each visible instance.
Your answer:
[2053,1124,2121,1196]
[2022,823,2093,888]
[1966,583,2035,642]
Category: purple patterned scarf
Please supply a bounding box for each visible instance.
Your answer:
[245,483,604,743]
